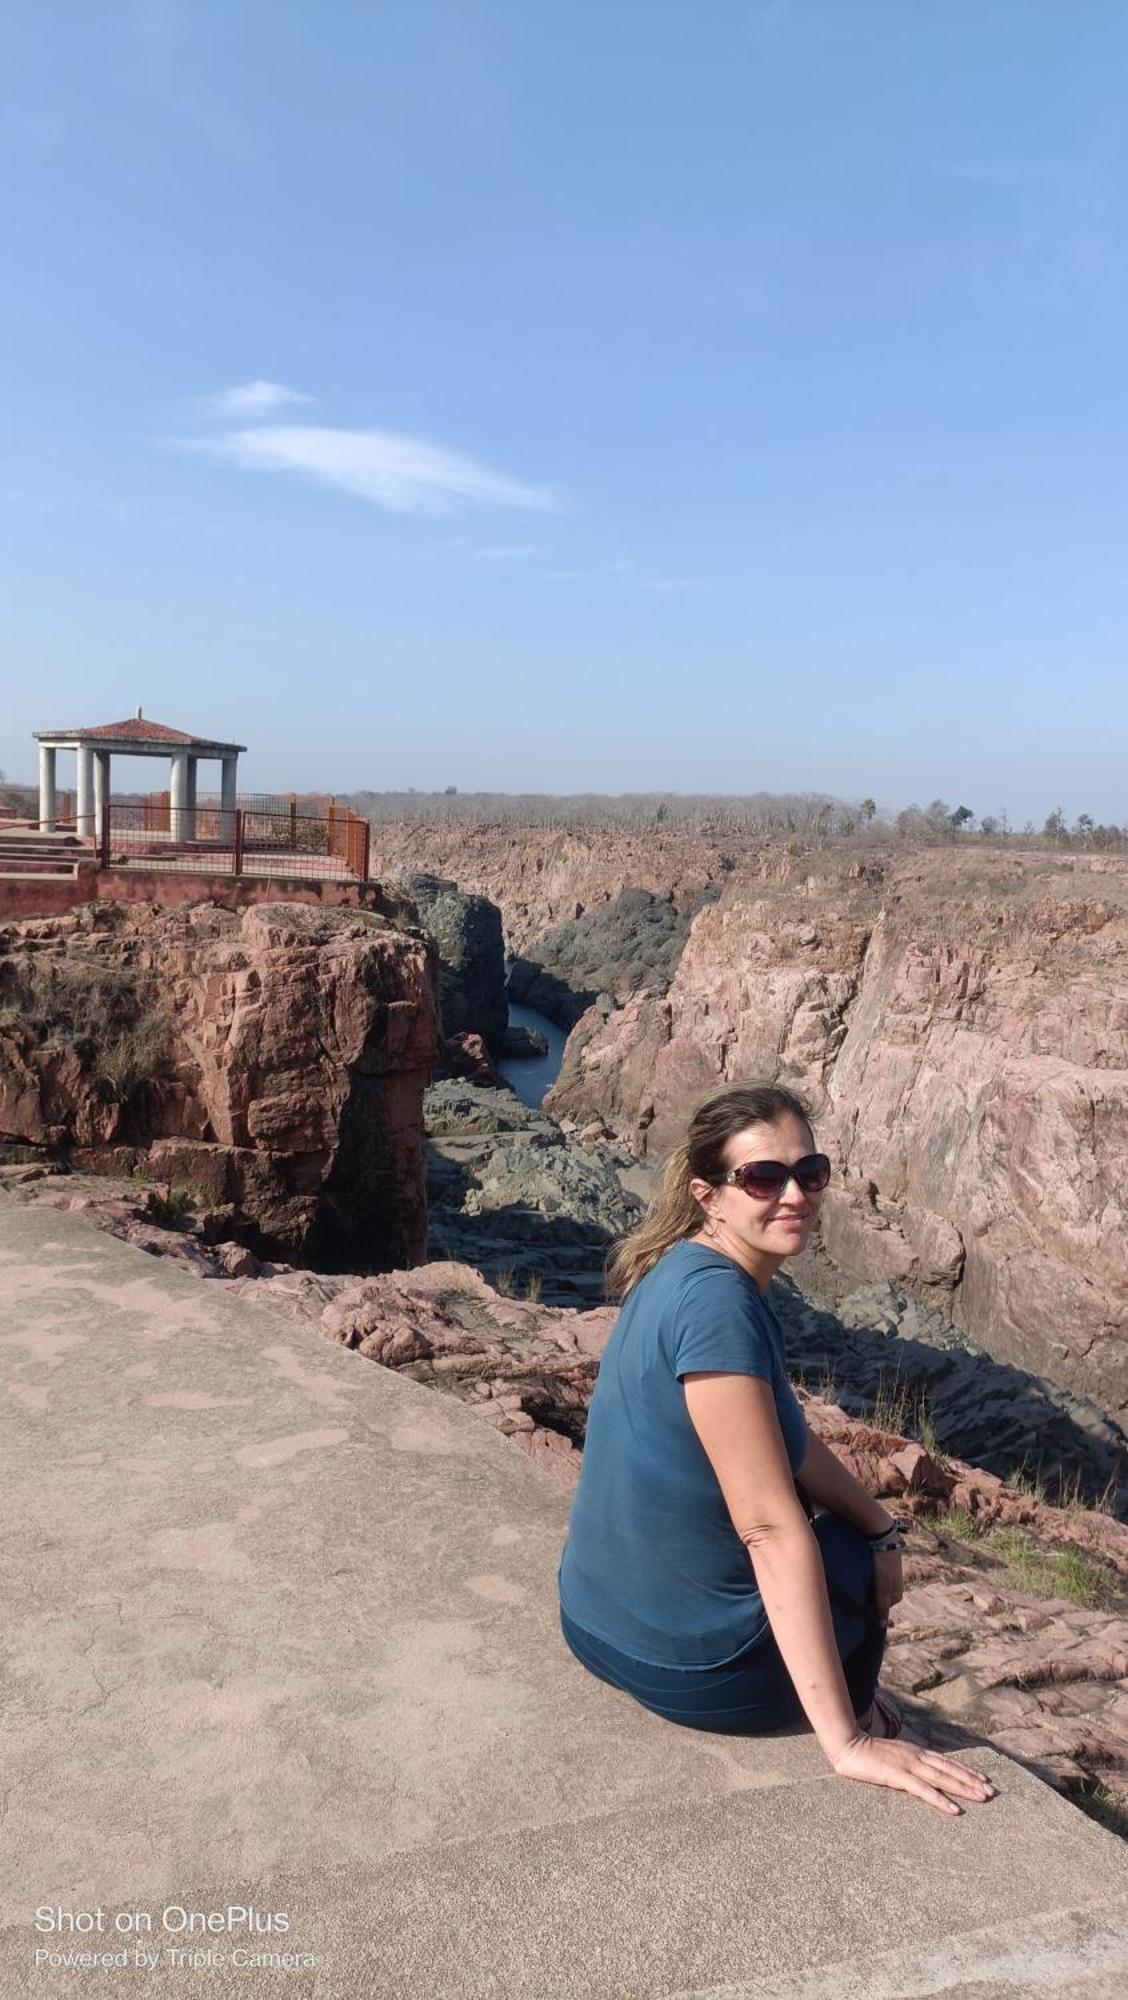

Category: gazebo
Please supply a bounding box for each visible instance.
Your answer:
[34,712,247,840]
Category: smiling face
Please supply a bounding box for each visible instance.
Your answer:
[689,1111,824,1289]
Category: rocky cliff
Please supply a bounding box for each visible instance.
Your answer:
[423,1078,644,1305]
[368,822,749,954]
[396,871,508,1052]
[507,885,713,1029]
[547,847,1128,1418]
[0,899,441,1269]
[360,824,1128,1419]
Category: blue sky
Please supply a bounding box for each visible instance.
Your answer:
[2,0,1126,823]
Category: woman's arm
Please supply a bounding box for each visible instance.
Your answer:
[682,1371,863,1763]
[796,1426,896,1536]
[682,1370,992,1814]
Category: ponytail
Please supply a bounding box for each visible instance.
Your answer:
[604,1140,701,1300]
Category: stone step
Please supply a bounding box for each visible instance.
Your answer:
[0,838,79,850]
[306,1766,1128,1999]
[0,829,88,848]
[702,1896,1128,1998]
[0,856,83,877]
[0,863,83,882]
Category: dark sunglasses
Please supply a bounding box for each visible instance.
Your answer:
[718,1153,831,1201]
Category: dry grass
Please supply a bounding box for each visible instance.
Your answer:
[1070,1779,1128,1841]
[1002,1456,1124,1518]
[0,957,174,1105]
[920,1508,1121,1611]
[822,1367,942,1455]
[985,1529,1119,1609]
[873,1375,938,1453]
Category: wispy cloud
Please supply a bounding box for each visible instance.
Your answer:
[473,543,535,560]
[204,380,314,419]
[185,423,555,515]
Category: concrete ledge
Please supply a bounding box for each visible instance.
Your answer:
[3,1204,1126,1998]
[685,1897,1128,1997]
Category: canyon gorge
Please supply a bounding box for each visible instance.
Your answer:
[4,828,1127,1447]
[4,818,1128,1819]
[369,823,1128,1425]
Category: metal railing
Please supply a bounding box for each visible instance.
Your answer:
[101,797,371,883]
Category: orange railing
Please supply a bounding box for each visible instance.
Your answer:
[102,795,371,883]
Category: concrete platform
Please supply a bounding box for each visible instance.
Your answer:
[2,1202,1126,1999]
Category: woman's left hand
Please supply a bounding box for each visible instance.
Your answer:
[872,1549,904,1623]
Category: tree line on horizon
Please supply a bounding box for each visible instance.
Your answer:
[2,769,1123,854]
[345,786,1128,851]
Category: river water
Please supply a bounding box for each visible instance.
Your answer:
[496,1000,568,1108]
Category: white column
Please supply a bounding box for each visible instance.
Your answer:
[170,749,189,841]
[220,755,238,842]
[76,743,95,838]
[185,755,198,839]
[38,743,57,831]
[93,751,109,851]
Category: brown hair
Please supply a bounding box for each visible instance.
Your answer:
[605,1081,814,1300]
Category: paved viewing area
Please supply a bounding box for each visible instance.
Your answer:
[3,1202,1128,1999]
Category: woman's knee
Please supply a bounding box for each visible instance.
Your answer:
[813,1508,870,1555]
[814,1510,875,1592]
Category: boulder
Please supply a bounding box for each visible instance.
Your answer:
[0,899,441,1269]
[422,1079,644,1306]
[442,1032,504,1088]
[501,1022,550,1058]
[396,873,507,1053]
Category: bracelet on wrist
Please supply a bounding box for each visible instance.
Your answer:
[867,1518,908,1553]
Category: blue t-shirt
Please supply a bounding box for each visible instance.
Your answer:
[557,1239,809,1667]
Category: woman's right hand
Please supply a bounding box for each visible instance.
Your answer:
[832,1733,996,1815]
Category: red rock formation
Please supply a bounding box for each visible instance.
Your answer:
[441,1031,504,1088]
[546,849,1128,1417]
[356,821,1128,1415]
[366,823,762,954]
[0,900,441,1268]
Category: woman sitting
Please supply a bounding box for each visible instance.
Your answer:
[557,1082,994,1818]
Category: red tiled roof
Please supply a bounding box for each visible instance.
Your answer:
[68,718,196,743]
[34,717,247,751]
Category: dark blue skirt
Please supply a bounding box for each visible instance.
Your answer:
[559,1511,886,1735]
